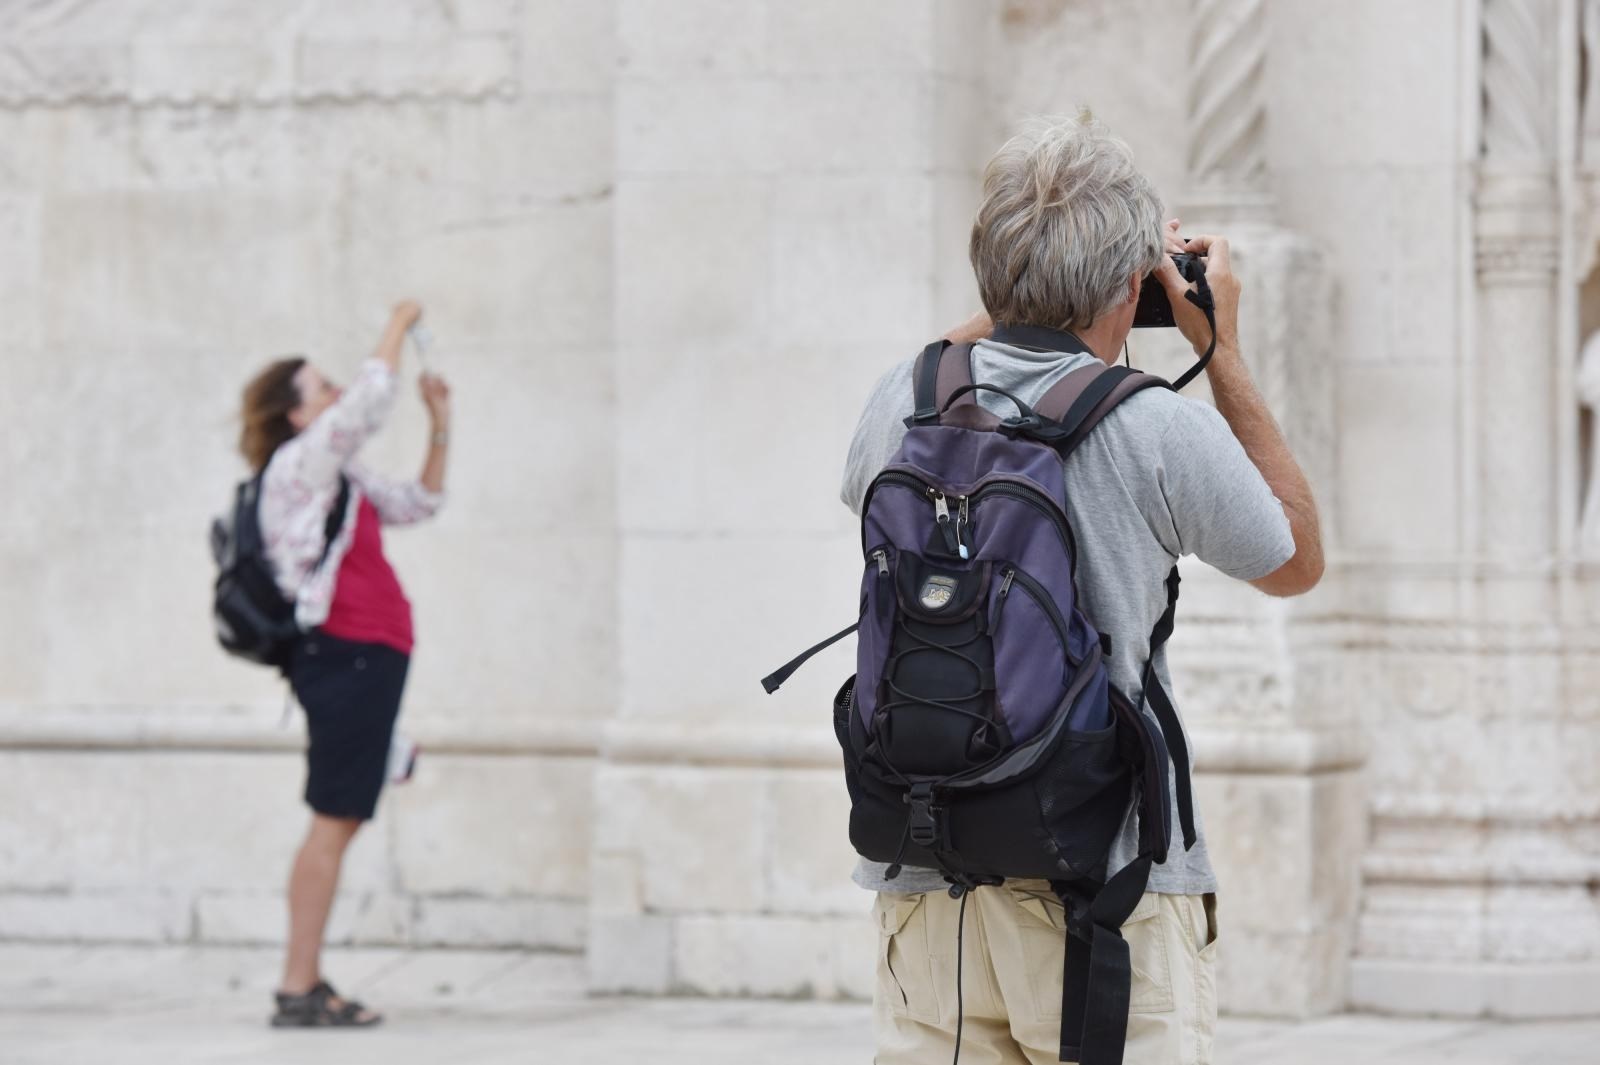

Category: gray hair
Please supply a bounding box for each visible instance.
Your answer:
[969,113,1165,332]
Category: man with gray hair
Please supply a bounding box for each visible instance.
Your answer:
[841,113,1322,1063]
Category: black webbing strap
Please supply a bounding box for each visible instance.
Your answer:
[1054,854,1153,1064]
[760,621,859,694]
[1137,567,1197,850]
[908,340,951,427]
[1057,365,1138,442]
[316,475,353,570]
[1170,272,1217,392]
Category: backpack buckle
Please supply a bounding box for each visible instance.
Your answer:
[905,782,942,848]
[997,413,1044,438]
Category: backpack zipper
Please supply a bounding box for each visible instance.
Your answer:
[865,471,1075,575]
[999,564,1080,669]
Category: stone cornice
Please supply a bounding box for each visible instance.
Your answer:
[0,5,522,109]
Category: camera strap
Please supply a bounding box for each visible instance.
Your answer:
[1170,270,1216,392]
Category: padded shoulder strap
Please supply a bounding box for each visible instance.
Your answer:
[1035,364,1169,458]
[907,340,978,428]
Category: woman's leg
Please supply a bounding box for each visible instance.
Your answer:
[281,812,363,995]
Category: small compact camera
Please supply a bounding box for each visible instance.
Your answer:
[1132,252,1206,328]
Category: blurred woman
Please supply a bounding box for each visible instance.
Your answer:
[237,299,451,1027]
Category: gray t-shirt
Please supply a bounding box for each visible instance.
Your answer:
[840,338,1295,896]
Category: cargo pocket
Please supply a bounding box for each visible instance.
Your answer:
[874,892,938,1022]
[1012,887,1174,1019]
[1012,884,1068,1021]
[1195,893,1219,1064]
[1124,894,1174,1014]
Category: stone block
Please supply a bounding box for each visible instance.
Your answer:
[766,77,929,177]
[617,78,778,176]
[1335,364,1460,554]
[674,913,869,998]
[769,176,934,343]
[413,896,586,950]
[0,752,148,892]
[520,0,617,93]
[587,912,675,994]
[617,535,861,719]
[1266,0,1460,169]
[445,96,614,202]
[0,891,189,943]
[614,175,771,349]
[1195,769,1365,1016]
[764,771,863,916]
[38,191,323,351]
[618,0,767,76]
[1218,924,1352,1019]
[767,0,934,75]
[1351,959,1600,1019]
[591,764,769,913]
[389,754,593,897]
[0,194,40,349]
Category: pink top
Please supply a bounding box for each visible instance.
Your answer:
[321,498,415,654]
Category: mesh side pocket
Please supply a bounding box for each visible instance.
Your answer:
[833,675,866,811]
[1033,727,1131,880]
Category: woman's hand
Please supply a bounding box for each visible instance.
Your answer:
[392,300,423,332]
[420,372,451,428]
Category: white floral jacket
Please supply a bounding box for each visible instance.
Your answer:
[259,358,444,630]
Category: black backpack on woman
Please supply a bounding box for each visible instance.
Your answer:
[210,474,349,670]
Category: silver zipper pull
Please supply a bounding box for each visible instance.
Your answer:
[872,549,889,576]
[999,568,1015,598]
[932,492,962,556]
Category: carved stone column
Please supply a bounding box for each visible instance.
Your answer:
[1351,0,1600,1017]
[1157,0,1356,1020]
[1184,0,1273,224]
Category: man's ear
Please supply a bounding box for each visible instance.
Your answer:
[1127,272,1142,304]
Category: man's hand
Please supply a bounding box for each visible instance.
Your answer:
[943,311,994,344]
[1154,228,1241,357]
[420,372,451,428]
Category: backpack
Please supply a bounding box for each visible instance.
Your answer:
[763,326,1199,1065]
[211,473,350,671]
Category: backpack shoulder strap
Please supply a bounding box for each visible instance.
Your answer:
[906,340,981,428]
[317,475,353,569]
[1035,363,1169,458]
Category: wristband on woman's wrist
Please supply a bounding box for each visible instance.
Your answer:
[431,429,450,447]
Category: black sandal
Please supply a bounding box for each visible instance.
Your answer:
[270,980,384,1028]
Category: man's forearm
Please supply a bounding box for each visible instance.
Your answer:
[1207,345,1324,581]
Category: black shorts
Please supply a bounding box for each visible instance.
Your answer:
[288,632,410,821]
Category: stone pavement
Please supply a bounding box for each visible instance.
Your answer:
[0,944,1596,1064]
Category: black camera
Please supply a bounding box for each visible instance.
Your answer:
[1132,252,1205,328]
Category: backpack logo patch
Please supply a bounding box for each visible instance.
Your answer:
[919,575,958,611]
